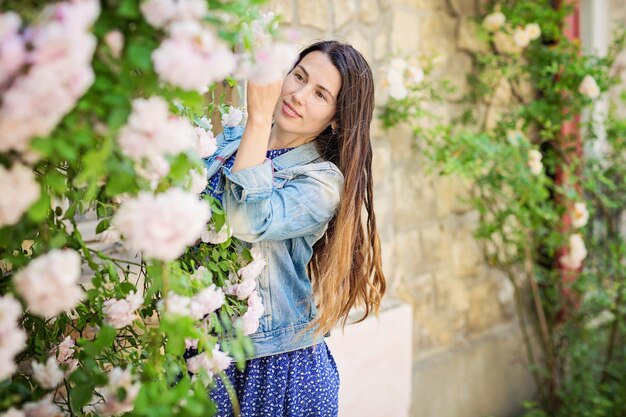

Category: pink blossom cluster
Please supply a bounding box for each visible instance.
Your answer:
[160,284,225,321]
[151,21,236,92]
[0,163,40,227]
[0,295,27,381]
[117,96,198,184]
[13,249,84,318]
[186,343,232,379]
[141,0,235,91]
[49,335,79,376]
[92,367,140,416]
[0,0,100,154]
[103,291,144,329]
[112,188,211,261]
[233,13,299,85]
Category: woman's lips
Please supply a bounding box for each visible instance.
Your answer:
[282,101,301,118]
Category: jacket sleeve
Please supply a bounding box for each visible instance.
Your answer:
[221,158,344,242]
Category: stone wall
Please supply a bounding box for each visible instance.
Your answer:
[263,1,535,416]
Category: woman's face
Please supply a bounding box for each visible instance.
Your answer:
[272,51,342,139]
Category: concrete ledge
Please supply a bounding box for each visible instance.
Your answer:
[326,299,413,417]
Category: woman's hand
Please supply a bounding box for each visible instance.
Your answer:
[246,79,283,126]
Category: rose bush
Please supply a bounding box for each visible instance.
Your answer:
[0,0,298,416]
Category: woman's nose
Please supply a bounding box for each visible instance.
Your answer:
[292,87,307,106]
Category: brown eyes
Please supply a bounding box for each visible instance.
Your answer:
[293,73,327,101]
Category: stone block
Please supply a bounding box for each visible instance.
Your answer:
[372,142,392,188]
[333,0,356,30]
[419,10,457,53]
[419,221,451,268]
[374,31,388,60]
[434,174,472,217]
[467,279,504,333]
[392,164,438,229]
[411,321,537,417]
[457,19,489,53]
[390,9,421,52]
[268,0,294,24]
[450,219,483,278]
[392,230,425,283]
[345,29,371,61]
[359,0,380,24]
[296,0,329,31]
[448,0,477,17]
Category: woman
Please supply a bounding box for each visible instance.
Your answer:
[202,40,386,416]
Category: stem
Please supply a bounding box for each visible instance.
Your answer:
[600,284,624,384]
[216,371,241,417]
[505,268,547,403]
[524,232,559,403]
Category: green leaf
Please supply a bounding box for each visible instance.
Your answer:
[80,325,116,356]
[95,219,110,234]
[27,192,50,222]
[127,41,153,71]
[118,0,139,18]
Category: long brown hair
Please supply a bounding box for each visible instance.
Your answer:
[296,40,387,341]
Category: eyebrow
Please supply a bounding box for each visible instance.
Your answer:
[296,64,335,101]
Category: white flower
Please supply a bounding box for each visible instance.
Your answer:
[194,127,217,158]
[140,0,177,28]
[152,21,236,91]
[160,292,191,316]
[186,167,208,194]
[103,291,143,329]
[112,188,211,261]
[560,233,588,270]
[94,367,140,416]
[13,249,84,318]
[0,295,27,381]
[235,279,257,301]
[483,11,506,32]
[0,12,26,87]
[0,407,25,417]
[186,344,232,375]
[513,27,531,48]
[572,202,589,229]
[528,149,543,175]
[525,23,541,40]
[407,66,424,85]
[190,266,209,281]
[237,258,266,283]
[185,338,199,350]
[54,336,75,364]
[221,106,244,127]
[140,0,207,29]
[0,164,41,227]
[388,83,408,100]
[104,30,124,58]
[22,394,62,417]
[200,223,232,244]
[0,295,22,333]
[32,357,63,389]
[189,285,225,319]
[236,290,264,335]
[117,96,197,164]
[579,75,600,99]
[236,42,299,85]
[0,2,98,154]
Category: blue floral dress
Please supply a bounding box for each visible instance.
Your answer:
[201,147,340,417]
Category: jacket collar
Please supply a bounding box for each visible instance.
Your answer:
[218,125,323,170]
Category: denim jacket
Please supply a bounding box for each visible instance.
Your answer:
[203,125,344,359]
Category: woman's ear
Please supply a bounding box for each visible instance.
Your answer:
[331,121,337,131]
